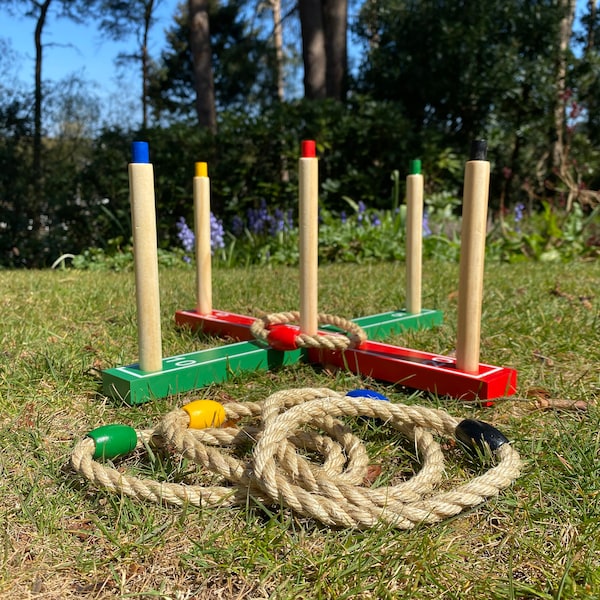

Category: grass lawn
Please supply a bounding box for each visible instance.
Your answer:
[1,259,599,599]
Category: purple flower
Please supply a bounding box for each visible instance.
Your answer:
[514,203,525,222]
[269,208,287,235]
[176,214,225,257]
[176,216,195,252]
[423,210,432,237]
[357,200,367,225]
[210,213,225,250]
[513,203,525,232]
[247,199,269,234]
[231,215,244,237]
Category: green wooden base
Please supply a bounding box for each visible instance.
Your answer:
[102,309,442,404]
[349,308,442,339]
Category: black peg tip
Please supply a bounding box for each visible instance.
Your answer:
[470,140,488,161]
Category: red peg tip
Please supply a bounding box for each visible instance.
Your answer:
[301,140,316,158]
[267,325,299,351]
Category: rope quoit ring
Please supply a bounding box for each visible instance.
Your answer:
[250,311,367,351]
[71,388,522,529]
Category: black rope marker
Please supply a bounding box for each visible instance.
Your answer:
[455,418,510,455]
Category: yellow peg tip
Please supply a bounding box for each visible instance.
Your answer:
[182,399,226,429]
[195,162,208,177]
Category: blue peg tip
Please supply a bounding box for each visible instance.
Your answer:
[131,141,149,163]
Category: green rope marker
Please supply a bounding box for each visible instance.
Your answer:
[409,159,421,175]
[88,424,138,460]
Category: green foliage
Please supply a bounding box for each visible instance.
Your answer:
[355,0,568,208]
[489,201,600,263]
[71,183,598,270]
[0,95,32,267]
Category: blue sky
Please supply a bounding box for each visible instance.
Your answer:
[1,0,181,124]
[2,0,179,82]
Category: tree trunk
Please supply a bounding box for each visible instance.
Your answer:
[323,0,347,100]
[299,0,347,100]
[271,0,285,102]
[298,0,326,99]
[33,0,52,218]
[188,0,217,133]
[551,0,575,170]
[585,0,596,55]
[141,0,155,129]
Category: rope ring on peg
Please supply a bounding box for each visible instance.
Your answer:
[250,311,367,351]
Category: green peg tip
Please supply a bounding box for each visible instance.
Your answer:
[409,159,421,175]
[88,424,138,460]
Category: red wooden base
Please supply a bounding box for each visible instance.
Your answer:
[307,341,516,404]
[174,309,516,402]
[175,309,257,341]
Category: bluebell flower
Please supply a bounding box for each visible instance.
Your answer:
[513,203,525,232]
[176,216,195,252]
[270,208,287,235]
[423,210,432,237]
[247,199,270,234]
[514,203,525,222]
[210,213,225,251]
[231,215,244,237]
[371,213,381,227]
[357,201,367,225]
[176,214,225,257]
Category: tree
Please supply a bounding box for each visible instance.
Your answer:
[0,0,95,237]
[573,0,600,144]
[268,0,285,101]
[148,0,278,122]
[298,0,348,100]
[355,0,570,204]
[551,0,576,170]
[189,0,217,132]
[96,0,165,130]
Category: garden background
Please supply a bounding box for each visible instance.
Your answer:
[0,0,599,268]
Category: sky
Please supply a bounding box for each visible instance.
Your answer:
[0,0,182,125]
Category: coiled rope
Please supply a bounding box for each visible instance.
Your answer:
[71,388,521,529]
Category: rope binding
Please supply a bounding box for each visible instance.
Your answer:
[250,311,367,351]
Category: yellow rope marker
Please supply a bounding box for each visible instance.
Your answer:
[183,399,227,429]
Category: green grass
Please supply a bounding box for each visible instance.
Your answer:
[0,260,599,599]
